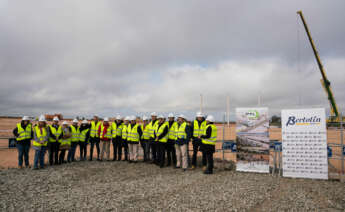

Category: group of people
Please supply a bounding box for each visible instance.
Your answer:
[13,112,218,174]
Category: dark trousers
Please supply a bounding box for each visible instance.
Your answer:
[112,137,122,160]
[90,137,100,160]
[59,149,67,164]
[121,139,128,160]
[150,140,157,162]
[202,144,215,173]
[157,142,166,167]
[33,146,46,168]
[166,139,176,166]
[192,139,202,166]
[16,142,30,167]
[67,142,78,162]
[140,140,149,161]
[79,142,87,160]
[48,142,60,165]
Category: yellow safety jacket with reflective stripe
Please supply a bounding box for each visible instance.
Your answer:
[142,124,151,140]
[202,124,217,145]
[60,127,71,146]
[193,120,207,137]
[111,122,117,138]
[127,124,140,142]
[177,122,187,139]
[80,128,89,142]
[147,120,158,139]
[167,121,178,140]
[100,124,112,139]
[155,122,168,143]
[16,123,32,141]
[48,125,62,142]
[33,126,48,147]
[90,121,101,138]
[116,123,123,137]
[122,124,128,140]
[70,125,80,142]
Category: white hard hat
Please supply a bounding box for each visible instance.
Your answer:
[53,116,59,121]
[38,115,46,122]
[82,120,88,124]
[196,112,204,118]
[62,121,68,125]
[22,116,30,121]
[150,112,157,116]
[116,115,122,120]
[142,116,148,121]
[178,114,185,119]
[158,114,164,119]
[130,115,136,121]
[104,117,109,122]
[124,116,130,121]
[206,115,215,122]
[168,113,174,118]
[72,119,78,123]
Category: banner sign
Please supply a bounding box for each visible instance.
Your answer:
[282,108,328,180]
[236,108,270,173]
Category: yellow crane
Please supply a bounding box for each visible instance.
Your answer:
[297,10,344,124]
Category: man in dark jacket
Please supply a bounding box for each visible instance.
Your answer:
[191,112,206,169]
[48,116,62,165]
[79,120,90,161]
[13,116,33,168]
[155,115,169,168]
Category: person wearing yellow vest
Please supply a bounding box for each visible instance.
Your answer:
[89,115,101,161]
[121,116,130,161]
[111,115,121,161]
[48,116,62,165]
[148,112,159,163]
[199,115,217,174]
[32,115,50,170]
[154,115,169,168]
[175,114,191,171]
[59,121,72,164]
[191,112,207,169]
[141,116,150,162]
[127,116,143,163]
[99,117,112,161]
[13,115,33,168]
[166,113,177,167]
[67,119,80,163]
[79,120,90,161]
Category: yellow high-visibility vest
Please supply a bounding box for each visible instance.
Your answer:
[122,124,128,140]
[48,125,62,142]
[80,128,89,142]
[70,125,80,142]
[193,120,206,137]
[142,124,151,140]
[100,124,112,139]
[177,122,187,139]
[33,126,48,147]
[201,124,217,145]
[155,122,168,143]
[90,121,101,138]
[127,124,140,142]
[16,123,32,141]
[167,121,178,140]
[111,122,117,138]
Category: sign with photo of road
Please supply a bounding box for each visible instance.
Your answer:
[236,108,270,173]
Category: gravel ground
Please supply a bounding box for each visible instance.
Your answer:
[0,161,344,211]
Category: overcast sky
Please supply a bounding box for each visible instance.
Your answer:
[0,0,344,120]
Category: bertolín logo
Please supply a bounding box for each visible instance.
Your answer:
[286,116,321,126]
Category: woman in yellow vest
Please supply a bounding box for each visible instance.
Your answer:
[99,117,112,161]
[32,115,49,170]
[12,115,33,168]
[111,115,122,161]
[191,112,206,169]
[148,112,159,163]
[127,116,142,162]
[59,121,72,164]
[121,116,130,161]
[67,119,80,162]
[166,113,177,167]
[155,115,169,168]
[199,115,217,174]
[89,115,101,161]
[79,120,90,161]
[48,116,62,165]
[175,114,192,171]
[141,116,151,162]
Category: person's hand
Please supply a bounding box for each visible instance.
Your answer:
[198,136,201,139]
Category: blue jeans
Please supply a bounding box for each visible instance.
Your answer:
[67,142,78,162]
[34,146,47,168]
[17,142,30,167]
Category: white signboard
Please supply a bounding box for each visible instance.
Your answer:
[236,108,270,173]
[282,108,328,179]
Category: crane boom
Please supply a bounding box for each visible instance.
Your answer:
[297,10,339,119]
